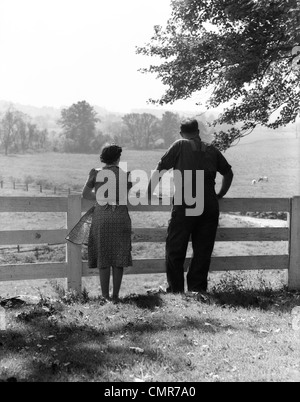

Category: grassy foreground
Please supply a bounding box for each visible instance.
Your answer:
[1,273,300,383]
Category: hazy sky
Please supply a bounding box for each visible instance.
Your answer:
[0,0,201,113]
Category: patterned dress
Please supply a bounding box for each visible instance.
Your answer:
[67,166,132,269]
[88,203,132,269]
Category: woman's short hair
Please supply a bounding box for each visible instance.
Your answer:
[100,144,122,164]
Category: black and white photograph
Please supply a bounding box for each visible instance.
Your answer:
[0,0,300,384]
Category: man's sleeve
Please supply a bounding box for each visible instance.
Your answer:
[215,149,232,175]
[156,141,181,172]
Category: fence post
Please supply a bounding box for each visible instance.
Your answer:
[66,194,82,293]
[289,196,300,290]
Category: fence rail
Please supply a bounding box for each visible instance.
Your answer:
[0,180,75,195]
[0,195,299,291]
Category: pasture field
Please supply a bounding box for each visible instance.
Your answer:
[0,132,298,295]
[0,132,299,382]
[0,132,299,197]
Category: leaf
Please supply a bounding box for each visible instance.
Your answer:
[292,306,300,315]
[292,316,300,331]
[292,46,300,55]
[259,329,269,334]
[130,347,145,354]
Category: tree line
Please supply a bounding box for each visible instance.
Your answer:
[57,100,212,153]
[0,100,212,155]
[0,108,48,155]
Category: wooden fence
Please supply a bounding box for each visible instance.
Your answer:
[0,195,299,292]
[0,180,73,195]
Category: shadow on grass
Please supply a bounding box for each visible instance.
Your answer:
[120,293,164,310]
[1,287,299,381]
[211,287,300,311]
[0,296,234,382]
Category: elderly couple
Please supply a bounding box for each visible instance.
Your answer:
[67,119,233,302]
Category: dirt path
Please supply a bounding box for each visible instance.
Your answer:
[220,214,288,228]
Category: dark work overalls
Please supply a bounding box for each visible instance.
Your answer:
[165,138,220,293]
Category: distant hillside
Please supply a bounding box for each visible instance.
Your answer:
[0,100,215,123]
[234,124,298,146]
[0,100,61,133]
[0,100,116,134]
[130,107,209,119]
[0,100,61,118]
[0,100,112,119]
[0,100,297,145]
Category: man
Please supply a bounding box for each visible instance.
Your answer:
[147,119,233,297]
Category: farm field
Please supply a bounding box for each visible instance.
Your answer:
[0,132,299,297]
[0,131,299,197]
[0,131,299,383]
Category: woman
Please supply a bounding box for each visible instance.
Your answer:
[68,144,132,301]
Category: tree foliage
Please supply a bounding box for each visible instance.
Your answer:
[102,120,130,147]
[0,108,48,155]
[160,111,181,147]
[58,101,100,153]
[122,113,160,149]
[137,0,300,150]
[121,111,210,149]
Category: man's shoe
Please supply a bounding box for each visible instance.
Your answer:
[146,286,167,295]
[185,291,198,298]
[166,287,184,294]
[196,291,211,304]
[159,286,167,294]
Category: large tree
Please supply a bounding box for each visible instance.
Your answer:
[0,109,17,155]
[160,111,181,147]
[103,120,130,146]
[14,112,29,153]
[0,108,49,155]
[122,113,160,149]
[137,0,300,150]
[58,101,99,153]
